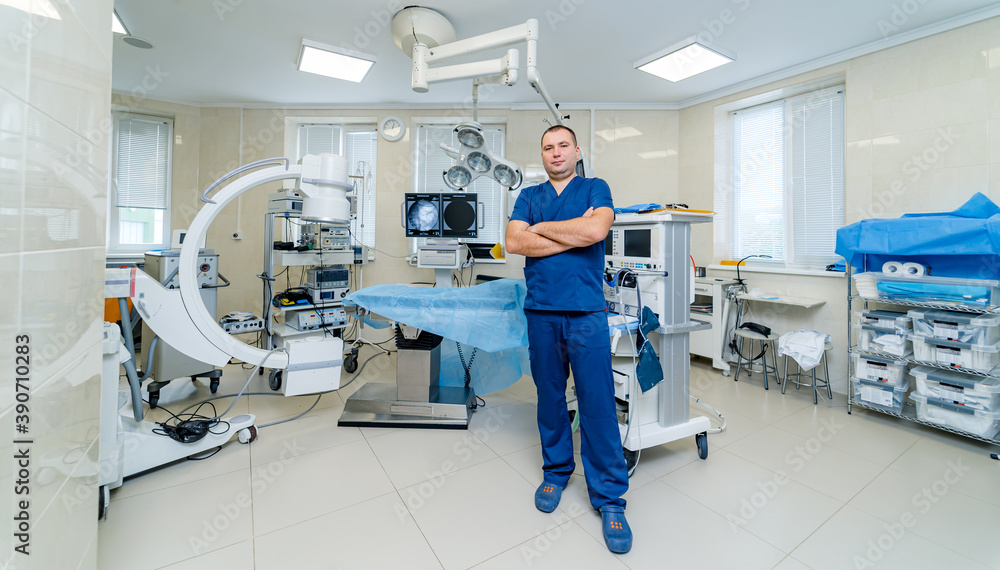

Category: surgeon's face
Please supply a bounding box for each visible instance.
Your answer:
[541,128,579,182]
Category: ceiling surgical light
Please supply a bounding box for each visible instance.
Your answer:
[635,36,735,82]
[297,39,376,83]
[441,122,522,191]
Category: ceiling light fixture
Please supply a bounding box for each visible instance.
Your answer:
[297,39,376,83]
[112,9,128,34]
[635,36,735,82]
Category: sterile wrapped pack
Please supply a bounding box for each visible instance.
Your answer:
[343,279,530,394]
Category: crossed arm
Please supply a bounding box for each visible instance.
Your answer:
[506,206,614,258]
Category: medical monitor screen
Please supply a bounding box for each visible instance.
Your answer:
[441,193,478,238]
[605,234,613,256]
[623,229,652,258]
[405,194,441,237]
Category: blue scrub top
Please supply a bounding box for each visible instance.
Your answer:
[509,176,614,311]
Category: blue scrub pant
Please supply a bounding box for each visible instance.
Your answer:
[525,309,628,510]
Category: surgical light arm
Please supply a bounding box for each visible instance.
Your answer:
[409,18,563,127]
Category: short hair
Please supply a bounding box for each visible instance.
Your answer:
[540,125,577,149]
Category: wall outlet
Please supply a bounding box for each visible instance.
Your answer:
[232,231,242,240]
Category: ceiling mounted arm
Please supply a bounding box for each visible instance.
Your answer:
[392,9,563,126]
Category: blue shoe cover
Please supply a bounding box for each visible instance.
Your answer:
[534,481,564,513]
[600,505,632,553]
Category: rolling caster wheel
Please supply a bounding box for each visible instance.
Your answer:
[98,485,110,520]
[696,432,709,460]
[344,354,358,373]
[623,447,639,476]
[148,390,160,409]
[210,378,220,394]
[238,425,258,444]
[268,369,282,391]
[721,369,731,377]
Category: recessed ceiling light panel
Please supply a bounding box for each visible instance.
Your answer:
[297,39,376,83]
[635,36,735,82]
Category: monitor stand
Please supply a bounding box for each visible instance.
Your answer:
[416,239,467,288]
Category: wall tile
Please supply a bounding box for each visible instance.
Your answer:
[990,119,1000,165]
[28,441,100,569]
[19,247,105,376]
[846,140,872,179]
[914,26,990,90]
[870,122,987,177]
[0,89,26,255]
[28,2,111,150]
[871,165,988,216]
[0,5,31,102]
[990,74,1000,118]
[23,109,107,252]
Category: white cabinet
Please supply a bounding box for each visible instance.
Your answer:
[690,277,738,375]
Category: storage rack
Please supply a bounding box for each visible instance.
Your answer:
[847,259,1000,446]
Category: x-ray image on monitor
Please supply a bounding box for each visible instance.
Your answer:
[405,194,441,237]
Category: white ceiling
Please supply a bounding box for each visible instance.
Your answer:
[111,0,1000,110]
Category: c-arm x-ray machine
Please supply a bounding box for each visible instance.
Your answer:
[99,154,353,515]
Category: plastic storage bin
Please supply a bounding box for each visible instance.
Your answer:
[910,366,1000,412]
[911,393,1000,438]
[910,334,1000,373]
[856,272,1000,308]
[855,324,911,357]
[856,310,912,332]
[852,353,908,386]
[852,377,910,414]
[908,309,1000,344]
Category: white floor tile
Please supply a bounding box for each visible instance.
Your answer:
[697,379,815,423]
[772,556,813,570]
[575,480,786,569]
[663,449,841,553]
[888,436,1000,508]
[628,437,701,479]
[399,458,567,570]
[791,506,990,570]
[249,406,362,467]
[696,404,768,450]
[724,426,886,502]
[467,402,540,456]
[255,493,442,570]
[158,541,255,570]
[773,403,920,466]
[98,470,252,570]
[470,519,628,569]
[367,427,497,489]
[95,355,999,569]
[848,468,1000,568]
[250,439,395,536]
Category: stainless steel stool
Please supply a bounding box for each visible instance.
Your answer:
[781,340,833,404]
[733,328,782,390]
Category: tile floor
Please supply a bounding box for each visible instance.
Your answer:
[97,349,1000,569]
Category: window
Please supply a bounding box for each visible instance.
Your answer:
[720,86,845,267]
[412,122,506,254]
[108,112,173,254]
[294,123,378,258]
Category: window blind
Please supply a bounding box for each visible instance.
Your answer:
[344,129,378,253]
[788,90,845,264]
[732,102,785,261]
[114,115,172,209]
[298,124,341,156]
